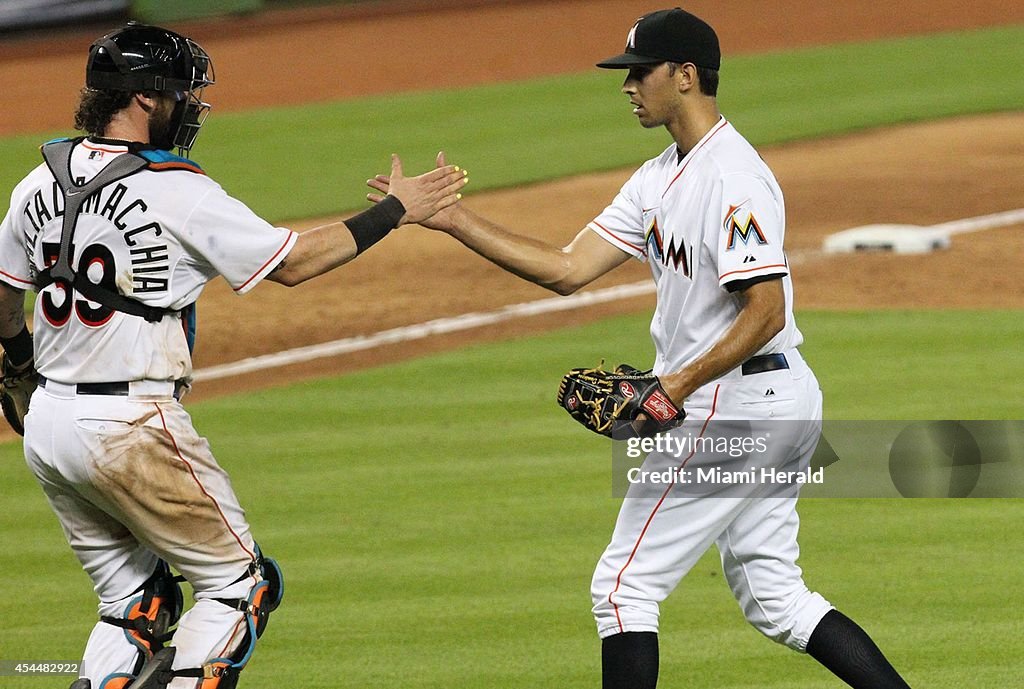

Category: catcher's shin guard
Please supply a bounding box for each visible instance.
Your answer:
[172,548,284,688]
[96,647,176,689]
[100,561,184,670]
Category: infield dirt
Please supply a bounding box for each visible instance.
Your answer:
[0,0,1021,401]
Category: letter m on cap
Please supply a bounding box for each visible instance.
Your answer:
[626,20,640,48]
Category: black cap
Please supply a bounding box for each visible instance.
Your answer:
[596,8,720,70]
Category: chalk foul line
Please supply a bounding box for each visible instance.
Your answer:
[931,208,1024,235]
[192,281,655,381]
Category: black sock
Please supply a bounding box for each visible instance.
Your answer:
[807,610,911,688]
[602,631,659,689]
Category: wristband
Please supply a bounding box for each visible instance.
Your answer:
[0,325,33,368]
[346,195,406,254]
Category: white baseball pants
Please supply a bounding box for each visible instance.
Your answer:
[591,351,834,651]
[24,381,259,688]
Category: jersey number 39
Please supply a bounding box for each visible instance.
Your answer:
[41,241,118,328]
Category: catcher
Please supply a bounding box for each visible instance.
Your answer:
[0,22,465,689]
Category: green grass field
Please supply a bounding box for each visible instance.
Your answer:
[0,311,1021,687]
[0,20,1022,689]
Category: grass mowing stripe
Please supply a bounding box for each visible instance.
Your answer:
[1,25,1022,221]
[0,309,1020,687]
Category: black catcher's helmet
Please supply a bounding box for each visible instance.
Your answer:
[86,22,214,154]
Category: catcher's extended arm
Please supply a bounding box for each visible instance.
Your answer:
[557,362,684,438]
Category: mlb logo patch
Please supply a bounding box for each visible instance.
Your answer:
[89,150,104,161]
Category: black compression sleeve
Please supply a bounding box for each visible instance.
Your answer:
[346,195,406,254]
[0,325,33,368]
[807,610,911,688]
[602,632,659,689]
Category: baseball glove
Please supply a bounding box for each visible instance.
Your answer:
[1,353,38,436]
[557,362,685,438]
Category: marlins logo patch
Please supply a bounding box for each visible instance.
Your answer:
[725,204,768,251]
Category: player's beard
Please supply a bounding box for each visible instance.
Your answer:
[147,96,181,151]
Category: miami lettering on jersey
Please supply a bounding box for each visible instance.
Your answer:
[724,204,768,251]
[645,216,692,277]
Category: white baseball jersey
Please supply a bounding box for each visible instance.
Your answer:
[588,117,801,376]
[0,138,297,383]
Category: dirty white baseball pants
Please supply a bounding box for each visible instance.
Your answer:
[24,380,260,688]
[591,351,834,651]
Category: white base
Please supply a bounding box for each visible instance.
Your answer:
[822,224,951,254]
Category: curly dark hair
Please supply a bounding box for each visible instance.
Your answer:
[73,88,134,136]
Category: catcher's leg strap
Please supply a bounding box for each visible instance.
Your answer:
[170,550,283,689]
[100,562,184,659]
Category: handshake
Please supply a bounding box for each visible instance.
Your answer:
[364,151,468,231]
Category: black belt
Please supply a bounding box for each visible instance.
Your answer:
[38,376,129,395]
[741,353,789,376]
[37,376,184,396]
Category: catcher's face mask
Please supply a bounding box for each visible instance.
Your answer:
[170,39,214,154]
